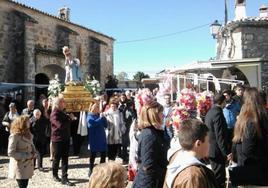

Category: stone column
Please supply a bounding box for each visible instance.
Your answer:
[100,44,105,88]
[24,21,37,100]
[100,43,113,88]
[0,11,9,82]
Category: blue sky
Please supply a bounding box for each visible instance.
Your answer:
[16,0,265,78]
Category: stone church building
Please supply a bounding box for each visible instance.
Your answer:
[0,0,114,99]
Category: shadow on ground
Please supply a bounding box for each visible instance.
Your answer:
[69,178,89,184]
[0,158,9,164]
[0,177,6,180]
[68,163,89,169]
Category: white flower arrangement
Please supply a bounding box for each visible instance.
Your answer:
[48,74,65,98]
[84,76,102,97]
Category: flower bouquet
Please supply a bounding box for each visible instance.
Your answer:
[84,76,102,97]
[177,88,197,118]
[135,88,154,115]
[48,74,65,99]
[170,106,190,129]
[196,91,214,119]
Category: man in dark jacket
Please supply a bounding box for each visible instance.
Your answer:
[50,97,75,186]
[118,93,135,164]
[232,85,244,106]
[30,109,47,171]
[12,93,24,114]
[205,93,230,188]
[21,100,35,117]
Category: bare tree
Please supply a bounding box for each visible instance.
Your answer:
[116,71,128,81]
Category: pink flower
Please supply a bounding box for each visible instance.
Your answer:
[170,106,190,129]
[177,88,197,112]
[135,88,155,115]
[141,89,154,105]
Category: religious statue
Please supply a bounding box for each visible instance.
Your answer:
[62,46,82,85]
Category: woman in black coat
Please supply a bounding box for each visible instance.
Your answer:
[232,87,268,186]
[133,100,168,188]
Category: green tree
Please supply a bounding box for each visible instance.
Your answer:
[116,71,128,81]
[133,71,150,81]
[105,74,118,88]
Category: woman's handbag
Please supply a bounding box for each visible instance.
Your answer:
[228,165,264,186]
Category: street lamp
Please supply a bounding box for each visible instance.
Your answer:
[210,20,222,39]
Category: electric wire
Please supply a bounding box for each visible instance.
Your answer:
[116,22,212,44]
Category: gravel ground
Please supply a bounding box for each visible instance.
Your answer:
[0,143,236,188]
[0,153,235,188]
[0,145,132,188]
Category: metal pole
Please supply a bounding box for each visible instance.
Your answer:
[225,0,228,25]
[177,75,180,93]
[171,76,173,101]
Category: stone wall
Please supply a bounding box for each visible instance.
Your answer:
[216,24,268,61]
[0,8,25,83]
[261,61,268,90]
[241,27,268,59]
[240,27,268,89]
[0,1,114,96]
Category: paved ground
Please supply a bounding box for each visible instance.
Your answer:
[0,145,132,188]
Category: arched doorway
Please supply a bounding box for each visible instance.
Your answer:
[35,73,49,103]
[43,64,65,83]
[229,67,249,85]
[220,67,249,91]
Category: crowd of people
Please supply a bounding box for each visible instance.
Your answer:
[1,84,268,188]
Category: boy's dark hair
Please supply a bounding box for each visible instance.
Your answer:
[178,119,209,150]
[214,93,225,105]
[222,89,232,96]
